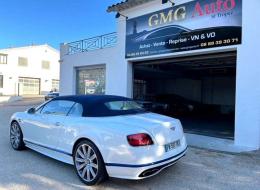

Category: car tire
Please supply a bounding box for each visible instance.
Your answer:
[10,121,25,150]
[73,140,108,186]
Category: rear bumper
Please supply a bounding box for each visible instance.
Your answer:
[138,149,186,178]
[105,145,188,180]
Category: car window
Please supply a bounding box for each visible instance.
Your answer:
[41,100,75,116]
[105,101,143,111]
[68,103,83,117]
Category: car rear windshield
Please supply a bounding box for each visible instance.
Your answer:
[75,97,149,117]
[105,101,142,110]
[102,100,148,116]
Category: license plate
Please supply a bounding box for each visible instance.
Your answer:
[164,140,181,152]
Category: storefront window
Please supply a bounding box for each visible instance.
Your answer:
[76,66,105,95]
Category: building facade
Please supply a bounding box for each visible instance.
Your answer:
[0,44,60,96]
[60,0,260,151]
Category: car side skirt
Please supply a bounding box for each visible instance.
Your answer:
[24,140,74,165]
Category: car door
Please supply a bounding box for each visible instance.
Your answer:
[56,102,84,153]
[23,100,75,149]
[21,105,47,144]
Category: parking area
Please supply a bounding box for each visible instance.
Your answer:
[0,98,260,190]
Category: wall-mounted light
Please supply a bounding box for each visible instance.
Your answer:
[162,0,175,6]
[116,12,128,20]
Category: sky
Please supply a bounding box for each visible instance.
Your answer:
[0,0,120,50]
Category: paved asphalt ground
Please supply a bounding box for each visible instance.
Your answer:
[0,98,260,190]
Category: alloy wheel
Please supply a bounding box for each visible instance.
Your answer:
[75,144,99,182]
[10,122,21,149]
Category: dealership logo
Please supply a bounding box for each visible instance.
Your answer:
[192,0,237,17]
[148,0,238,27]
[148,6,186,27]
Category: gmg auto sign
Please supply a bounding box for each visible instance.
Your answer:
[126,0,242,58]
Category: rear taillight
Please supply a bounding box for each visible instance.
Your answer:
[127,133,154,147]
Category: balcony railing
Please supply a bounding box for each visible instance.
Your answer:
[67,32,117,55]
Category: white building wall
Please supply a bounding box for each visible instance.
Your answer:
[60,0,260,150]
[235,0,260,149]
[0,45,60,95]
[60,18,131,97]
[60,46,130,97]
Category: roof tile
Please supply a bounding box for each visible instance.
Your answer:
[107,0,155,13]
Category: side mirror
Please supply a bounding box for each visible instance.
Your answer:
[28,107,36,114]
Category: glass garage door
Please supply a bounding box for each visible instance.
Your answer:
[52,79,60,91]
[76,66,105,95]
[19,77,40,95]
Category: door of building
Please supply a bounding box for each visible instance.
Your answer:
[18,77,40,95]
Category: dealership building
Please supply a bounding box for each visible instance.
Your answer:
[60,0,260,151]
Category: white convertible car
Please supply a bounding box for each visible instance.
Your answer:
[10,95,187,185]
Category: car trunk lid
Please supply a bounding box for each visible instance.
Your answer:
[111,113,183,145]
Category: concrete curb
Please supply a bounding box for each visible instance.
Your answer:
[0,96,23,103]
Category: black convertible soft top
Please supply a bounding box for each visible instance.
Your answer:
[53,95,146,117]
